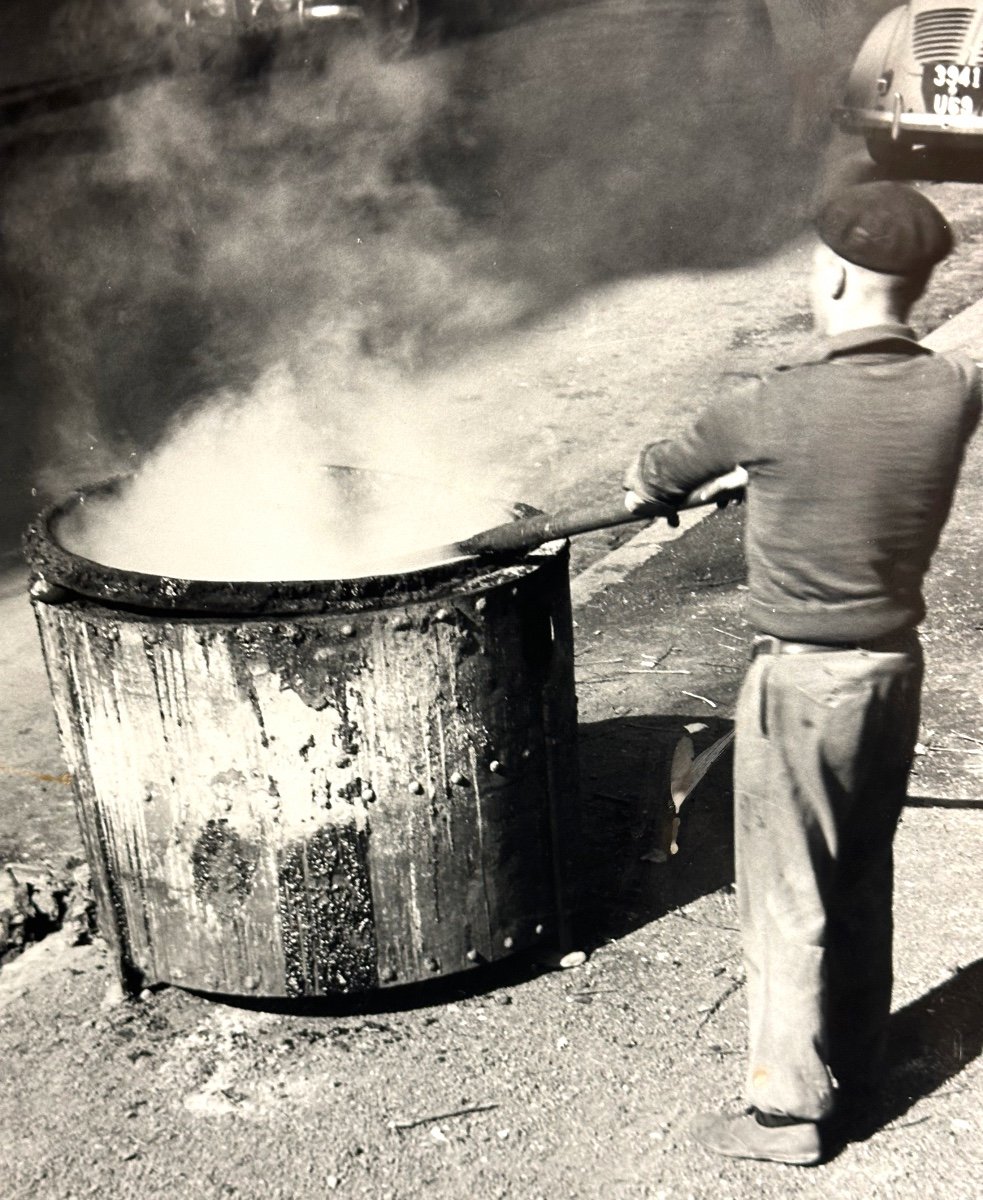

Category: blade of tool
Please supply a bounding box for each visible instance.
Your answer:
[670,727,735,809]
[666,727,735,855]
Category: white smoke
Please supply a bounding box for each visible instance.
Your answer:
[6,2,881,577]
[59,364,513,579]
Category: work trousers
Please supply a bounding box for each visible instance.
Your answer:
[734,637,923,1122]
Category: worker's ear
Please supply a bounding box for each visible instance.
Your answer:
[831,264,846,301]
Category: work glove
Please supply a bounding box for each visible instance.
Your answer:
[623,445,681,526]
[692,466,749,508]
[623,488,680,526]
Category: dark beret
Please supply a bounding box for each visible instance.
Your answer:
[815,182,952,276]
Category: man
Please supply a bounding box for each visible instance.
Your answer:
[624,182,981,1165]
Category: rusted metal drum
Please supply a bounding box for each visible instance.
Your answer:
[24,469,578,996]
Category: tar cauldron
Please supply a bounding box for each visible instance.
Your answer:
[24,469,578,997]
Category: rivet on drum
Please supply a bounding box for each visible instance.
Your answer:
[425,956,440,973]
[535,924,544,936]
[474,597,487,613]
[339,623,356,638]
[391,614,411,630]
[360,787,375,803]
[489,760,502,774]
[29,577,69,604]
[466,949,479,963]
[449,770,466,786]
[408,780,424,795]
[503,936,514,950]
[434,607,451,622]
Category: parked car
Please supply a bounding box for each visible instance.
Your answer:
[835,0,983,168]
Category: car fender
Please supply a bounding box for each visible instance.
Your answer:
[842,5,910,109]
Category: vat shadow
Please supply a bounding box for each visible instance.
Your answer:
[571,714,736,950]
[181,949,560,1017]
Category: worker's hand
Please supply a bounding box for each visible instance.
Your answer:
[693,466,749,508]
[623,446,681,526]
[624,490,680,527]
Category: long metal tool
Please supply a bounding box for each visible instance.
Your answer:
[354,495,675,576]
[451,495,681,558]
[443,466,748,562]
[359,468,749,575]
[378,488,715,576]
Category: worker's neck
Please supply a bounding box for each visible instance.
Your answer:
[820,302,909,338]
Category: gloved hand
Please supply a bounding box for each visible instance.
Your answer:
[623,446,658,499]
[623,445,681,525]
[623,489,680,526]
[692,466,749,508]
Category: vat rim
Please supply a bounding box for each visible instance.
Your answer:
[22,469,560,616]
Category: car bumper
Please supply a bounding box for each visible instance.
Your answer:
[834,105,983,141]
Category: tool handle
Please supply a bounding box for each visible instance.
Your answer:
[455,495,679,557]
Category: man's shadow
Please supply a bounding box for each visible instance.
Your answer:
[833,959,983,1150]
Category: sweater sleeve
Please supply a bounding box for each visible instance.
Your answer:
[626,372,763,504]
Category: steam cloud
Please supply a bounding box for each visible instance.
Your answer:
[0,1,883,576]
[60,367,511,579]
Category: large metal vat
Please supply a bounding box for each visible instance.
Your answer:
[24,468,578,997]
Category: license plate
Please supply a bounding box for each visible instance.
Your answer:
[922,62,983,117]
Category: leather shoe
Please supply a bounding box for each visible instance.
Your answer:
[690,1109,822,1166]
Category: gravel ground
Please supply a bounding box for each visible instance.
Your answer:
[0,512,980,1200]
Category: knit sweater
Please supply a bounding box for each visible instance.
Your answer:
[630,325,982,642]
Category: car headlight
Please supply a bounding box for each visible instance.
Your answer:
[270,0,296,12]
[202,0,229,16]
